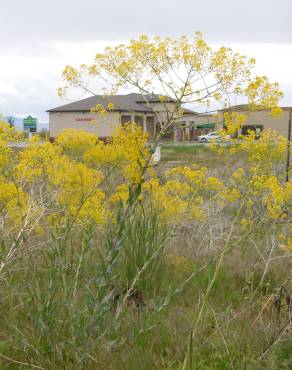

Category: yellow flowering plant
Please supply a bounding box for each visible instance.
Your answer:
[54,35,287,244]
[1,35,292,369]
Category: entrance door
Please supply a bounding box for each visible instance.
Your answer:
[242,125,263,138]
[146,116,155,140]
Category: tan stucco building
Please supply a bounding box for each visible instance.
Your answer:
[174,113,221,141]
[47,93,215,142]
[48,96,290,142]
[48,93,181,140]
[220,105,292,138]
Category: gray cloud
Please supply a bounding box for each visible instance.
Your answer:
[1,0,291,50]
[0,0,291,122]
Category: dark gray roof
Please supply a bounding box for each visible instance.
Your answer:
[219,104,292,112]
[47,93,178,113]
[182,109,199,115]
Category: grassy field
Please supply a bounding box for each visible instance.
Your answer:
[160,143,213,163]
[1,209,291,369]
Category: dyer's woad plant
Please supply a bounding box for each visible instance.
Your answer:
[58,33,284,204]
[0,35,291,368]
[0,119,291,283]
[1,34,291,306]
[57,33,290,251]
[0,120,291,366]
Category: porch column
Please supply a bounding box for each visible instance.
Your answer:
[173,123,177,142]
[143,114,147,133]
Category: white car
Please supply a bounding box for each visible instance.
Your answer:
[198,132,229,143]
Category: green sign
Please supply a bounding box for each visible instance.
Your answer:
[23,115,37,132]
[196,123,215,129]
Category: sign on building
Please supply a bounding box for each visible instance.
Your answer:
[23,115,37,132]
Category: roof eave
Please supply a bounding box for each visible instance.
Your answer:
[47,108,153,113]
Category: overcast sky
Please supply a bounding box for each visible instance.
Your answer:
[0,0,291,122]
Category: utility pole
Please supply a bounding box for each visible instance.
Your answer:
[286,110,292,183]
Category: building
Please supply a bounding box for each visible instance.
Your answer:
[47,93,215,142]
[220,105,292,138]
[49,96,291,141]
[48,93,174,141]
[174,113,220,141]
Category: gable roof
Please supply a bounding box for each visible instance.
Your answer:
[47,93,178,113]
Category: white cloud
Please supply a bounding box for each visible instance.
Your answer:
[226,43,292,84]
[223,43,292,104]
[1,0,292,122]
[0,81,22,97]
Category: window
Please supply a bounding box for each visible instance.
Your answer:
[242,125,263,138]
[121,115,132,126]
[134,115,143,129]
[146,116,155,140]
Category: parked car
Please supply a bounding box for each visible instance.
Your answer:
[198,132,230,143]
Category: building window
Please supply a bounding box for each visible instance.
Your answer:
[134,115,143,129]
[146,116,155,140]
[121,115,132,126]
[242,125,263,139]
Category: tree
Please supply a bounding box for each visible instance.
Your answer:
[59,33,283,146]
[7,116,15,127]
[58,34,285,259]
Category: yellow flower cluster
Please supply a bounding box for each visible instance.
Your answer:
[240,217,254,230]
[0,180,27,223]
[2,135,108,229]
[238,130,287,168]
[58,34,282,112]
[222,112,247,135]
[0,121,290,244]
[56,128,97,158]
[143,165,225,222]
[53,161,108,225]
[252,175,292,219]
[90,104,107,114]
[84,123,149,183]
[0,121,24,142]
[245,76,284,111]
[210,127,291,222]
